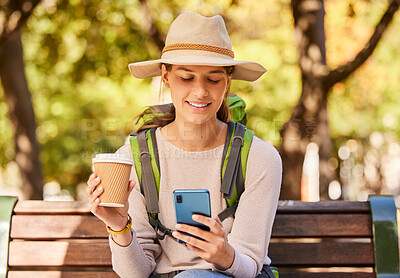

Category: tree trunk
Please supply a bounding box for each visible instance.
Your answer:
[281,0,400,200]
[0,29,43,199]
[280,0,334,200]
[280,78,332,200]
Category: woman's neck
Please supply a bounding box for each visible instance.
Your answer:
[160,118,227,152]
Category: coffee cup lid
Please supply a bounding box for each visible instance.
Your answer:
[92,153,133,165]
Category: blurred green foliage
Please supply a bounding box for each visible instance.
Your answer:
[326,0,400,139]
[0,0,399,197]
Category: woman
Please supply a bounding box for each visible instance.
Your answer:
[86,12,282,278]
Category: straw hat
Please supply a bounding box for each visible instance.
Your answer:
[128,12,267,82]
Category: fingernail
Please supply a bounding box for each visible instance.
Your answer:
[192,215,199,220]
[95,198,100,203]
[95,177,100,182]
[176,224,182,229]
[97,186,103,191]
[172,231,178,237]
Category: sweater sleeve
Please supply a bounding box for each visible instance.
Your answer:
[213,136,282,278]
[108,144,162,278]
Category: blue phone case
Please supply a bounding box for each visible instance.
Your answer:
[173,189,211,243]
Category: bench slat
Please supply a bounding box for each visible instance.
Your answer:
[13,200,371,214]
[269,242,374,266]
[272,214,372,237]
[9,240,112,267]
[10,214,372,239]
[10,215,108,239]
[8,271,118,278]
[13,201,91,215]
[277,201,370,213]
[9,240,374,267]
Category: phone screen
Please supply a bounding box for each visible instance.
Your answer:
[173,189,211,243]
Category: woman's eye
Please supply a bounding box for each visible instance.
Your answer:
[180,77,194,82]
[208,79,220,84]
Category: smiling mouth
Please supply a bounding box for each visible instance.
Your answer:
[186,101,210,108]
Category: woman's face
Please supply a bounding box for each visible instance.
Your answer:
[161,64,231,125]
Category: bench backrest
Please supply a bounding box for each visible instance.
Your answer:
[1,196,399,278]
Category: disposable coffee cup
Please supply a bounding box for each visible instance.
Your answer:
[92,153,133,207]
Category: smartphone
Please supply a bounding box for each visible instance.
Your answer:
[173,189,211,243]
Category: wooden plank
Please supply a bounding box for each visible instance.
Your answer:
[11,214,371,239]
[10,240,373,267]
[269,242,374,266]
[272,214,372,237]
[8,271,118,278]
[277,201,371,214]
[14,200,371,215]
[13,201,91,215]
[8,240,111,267]
[10,215,108,239]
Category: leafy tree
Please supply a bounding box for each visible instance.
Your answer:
[279,0,400,200]
[0,0,43,199]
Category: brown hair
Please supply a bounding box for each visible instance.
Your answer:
[136,64,234,132]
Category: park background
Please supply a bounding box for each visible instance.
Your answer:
[0,0,399,209]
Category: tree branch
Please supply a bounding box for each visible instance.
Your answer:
[0,0,41,48]
[325,0,400,88]
[139,0,165,52]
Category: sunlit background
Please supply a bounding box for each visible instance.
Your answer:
[0,0,399,206]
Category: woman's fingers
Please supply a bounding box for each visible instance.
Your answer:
[172,229,206,248]
[192,214,224,236]
[90,195,101,214]
[173,224,218,247]
[172,215,225,245]
[89,186,103,203]
[86,173,101,195]
[172,215,226,251]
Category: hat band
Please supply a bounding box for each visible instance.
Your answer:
[162,43,234,58]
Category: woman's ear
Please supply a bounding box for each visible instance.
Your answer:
[161,64,170,88]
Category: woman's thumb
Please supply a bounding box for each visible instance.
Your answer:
[128,180,136,193]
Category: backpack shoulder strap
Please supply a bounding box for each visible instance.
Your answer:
[130,129,174,240]
[218,122,254,221]
[129,129,160,215]
[220,121,235,172]
[220,122,246,199]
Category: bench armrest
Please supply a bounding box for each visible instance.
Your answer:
[369,195,399,277]
[0,196,18,278]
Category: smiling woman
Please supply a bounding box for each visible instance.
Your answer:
[86,11,282,278]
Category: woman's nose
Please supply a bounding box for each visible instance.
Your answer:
[192,79,208,97]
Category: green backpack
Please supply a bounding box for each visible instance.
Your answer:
[129,95,254,239]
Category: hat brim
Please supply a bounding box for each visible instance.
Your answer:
[128,56,267,82]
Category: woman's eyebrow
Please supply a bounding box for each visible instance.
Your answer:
[208,70,225,74]
[176,67,193,72]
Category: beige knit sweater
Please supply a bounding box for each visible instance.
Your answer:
[110,128,282,278]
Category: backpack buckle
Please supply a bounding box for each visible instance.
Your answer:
[154,221,167,240]
[232,135,244,146]
[154,220,175,240]
[140,151,151,160]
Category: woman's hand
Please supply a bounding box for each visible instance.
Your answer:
[172,215,235,270]
[86,173,135,231]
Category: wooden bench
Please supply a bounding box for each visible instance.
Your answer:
[1,195,399,278]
